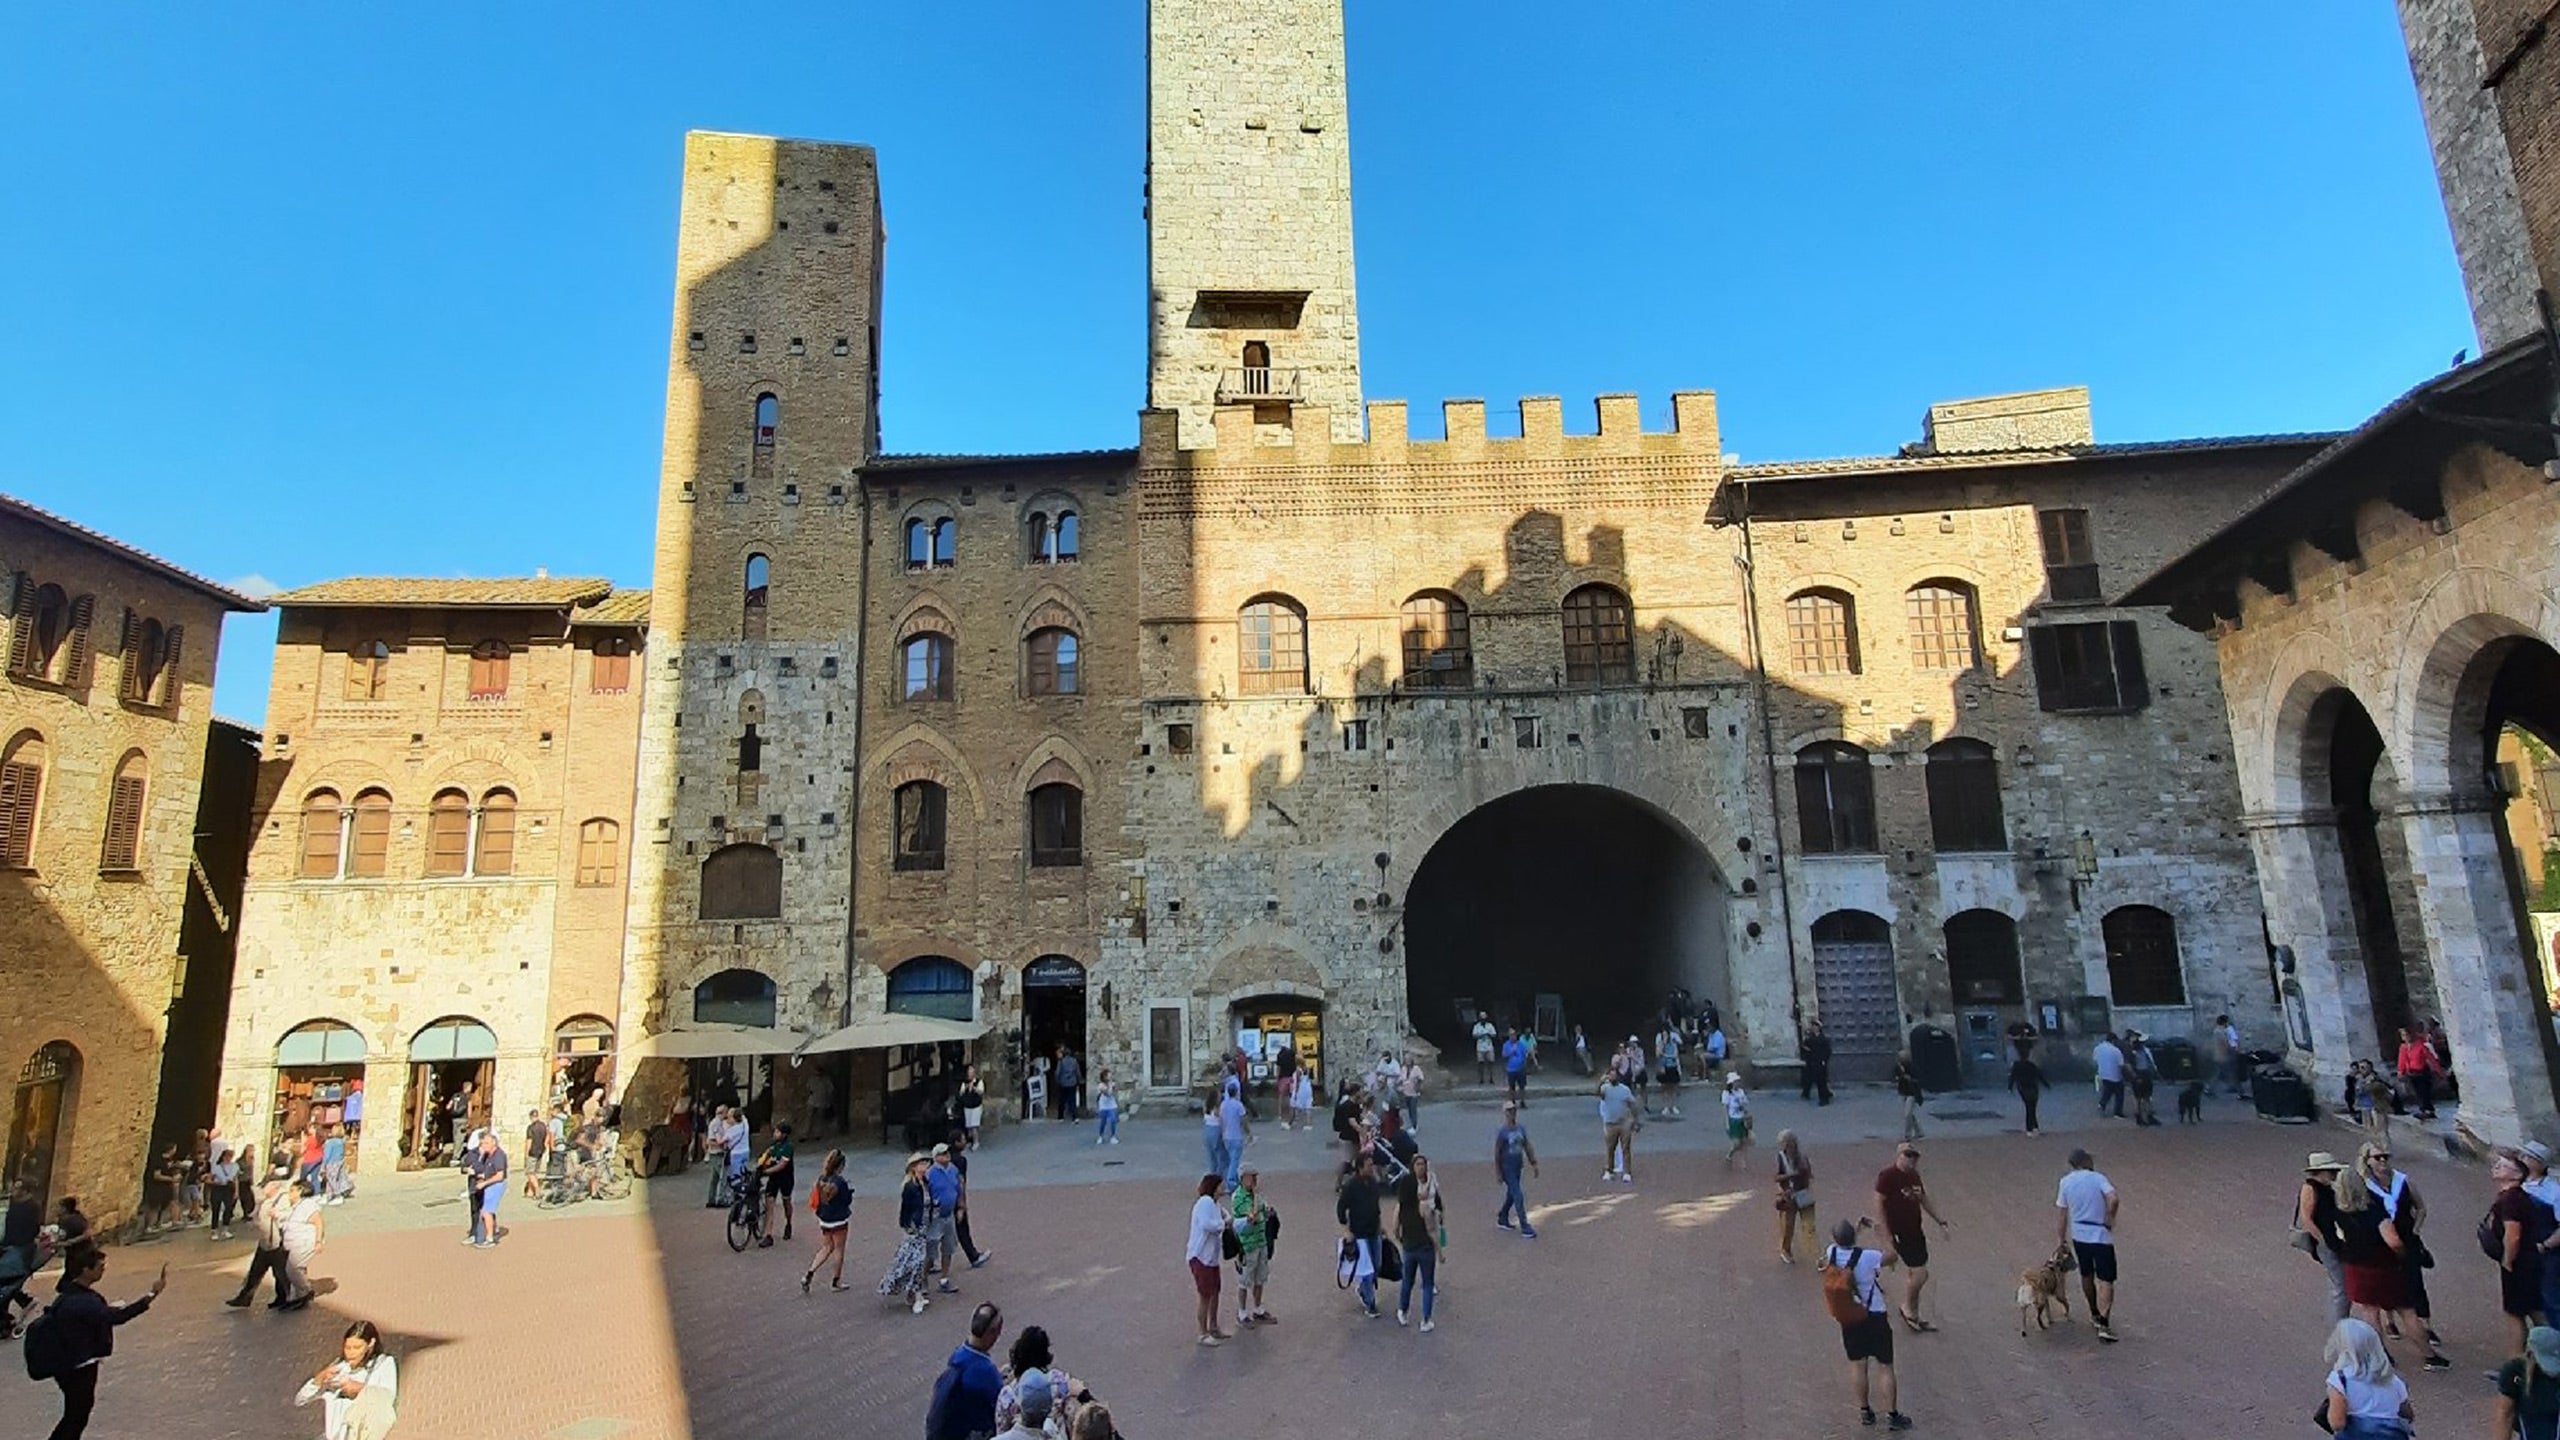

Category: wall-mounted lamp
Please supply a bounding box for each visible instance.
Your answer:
[2069,829,2100,910]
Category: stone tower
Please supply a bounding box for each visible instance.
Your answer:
[622,134,884,1078]
[1147,0,1365,446]
[2395,0,2540,347]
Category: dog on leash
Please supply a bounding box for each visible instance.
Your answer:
[2176,1081,2205,1123]
[2017,1249,2074,1335]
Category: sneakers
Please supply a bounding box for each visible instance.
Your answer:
[2423,1353,2451,1372]
[1362,1305,1381,1320]
[1198,1333,1222,1347]
[1420,1319,1435,1333]
[1396,1310,1409,1327]
[1862,1408,1876,1427]
[937,1280,959,1294]
[1496,1219,1516,1232]
[2095,1321,2117,1343]
[1520,1228,1538,1240]
[911,1294,928,1315]
[1109,1137,1120,1145]
[801,1272,814,1295]
[1887,1414,1913,1431]
[969,1252,991,1269]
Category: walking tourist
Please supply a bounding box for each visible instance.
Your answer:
[1625,1034,1650,1113]
[1217,1078,1251,1185]
[0,1180,39,1337]
[1094,1069,1120,1144]
[1338,1149,1385,1318]
[294,1319,399,1439]
[1874,1144,1949,1331]
[2213,1013,2247,1096]
[1393,1160,1441,1331]
[1656,1024,1684,1118]
[2295,1151,2350,1322]
[1503,1027,1532,1105]
[1231,1166,1275,1327]
[1186,1174,1232,1346]
[960,1068,985,1147]
[31,1244,164,1440]
[2318,1317,2414,1439]
[2010,1049,2046,1135]
[1799,1019,1834,1105]
[1891,1053,1924,1141]
[803,1148,853,1294]
[2394,1027,2444,1121]
[2495,1325,2560,1439]
[279,1178,326,1308]
[1599,1068,1638,1183]
[2492,1152,2559,1352]
[885,1154,935,1314]
[2126,1030,2161,1127]
[755,1121,797,1247]
[2359,1143,2442,1352]
[1493,1101,1539,1238]
[1291,1068,1314,1132]
[926,1145,965,1292]
[1056,1048,1083,1124]
[321,1124,352,1203]
[465,1129,507,1249]
[1472,1013,1498,1085]
[924,1302,1005,1440]
[2056,1148,2123,1345]
[1820,1219,1910,1431]
[523,1108,551,1193]
[207,1144,241,1240]
[1722,1072,1754,1166]
[226,1168,296,1310]
[2331,1142,2445,1368]
[1204,1088,1228,1176]
[948,1131,991,1269]
[1571,1025,1591,1076]
[1397,1054,1424,1134]
[1273,1043,1299,1130]
[1774,1129,1815,1264]
[2093,1032,2128,1118]
[143,1145,180,1235]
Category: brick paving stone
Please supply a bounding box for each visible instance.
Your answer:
[0,1105,2522,1439]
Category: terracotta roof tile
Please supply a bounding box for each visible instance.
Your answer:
[573,589,653,626]
[0,493,268,611]
[1729,432,2337,483]
[271,576,614,609]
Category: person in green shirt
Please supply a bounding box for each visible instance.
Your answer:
[754,1123,797,1247]
[1230,1166,1274,1328]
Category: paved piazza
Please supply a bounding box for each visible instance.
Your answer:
[0,1088,2524,1439]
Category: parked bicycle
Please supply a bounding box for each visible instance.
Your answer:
[725,1172,767,1252]
[535,1150,632,1209]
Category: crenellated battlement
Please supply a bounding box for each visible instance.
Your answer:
[1140,391,1720,469]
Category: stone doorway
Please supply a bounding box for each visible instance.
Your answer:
[1810,911,1898,1081]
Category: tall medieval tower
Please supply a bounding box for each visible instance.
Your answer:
[1147,0,1366,446]
[622,134,884,1082]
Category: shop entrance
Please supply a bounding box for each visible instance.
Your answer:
[1022,955,1087,1115]
[5,1042,78,1209]
[401,1017,496,1170]
[272,1022,367,1175]
[1403,785,1729,1059]
[1233,996,1323,1099]
[551,1016,616,1116]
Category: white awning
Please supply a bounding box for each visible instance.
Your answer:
[797,1013,991,1056]
[623,1024,809,1060]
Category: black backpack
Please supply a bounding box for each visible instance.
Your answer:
[20,1304,65,1381]
[2482,1192,2559,1262]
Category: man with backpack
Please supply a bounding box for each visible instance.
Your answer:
[924,1301,1004,1440]
[22,1241,164,1440]
[1820,1218,1911,1431]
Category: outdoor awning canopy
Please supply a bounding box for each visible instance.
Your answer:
[624,1024,809,1060]
[797,1014,990,1056]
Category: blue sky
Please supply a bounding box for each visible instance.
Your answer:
[0,4,2472,724]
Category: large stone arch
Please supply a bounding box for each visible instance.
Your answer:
[2389,564,2560,795]
[2253,627,2378,815]
[865,723,986,823]
[1201,934,1331,1012]
[1381,774,1740,906]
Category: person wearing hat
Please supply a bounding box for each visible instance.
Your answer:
[2524,1142,2560,1213]
[2294,1151,2351,1322]
[2494,1324,2560,1439]
[883,1154,936,1315]
[1722,1072,1755,1168]
[926,1144,965,1291]
[993,1365,1055,1440]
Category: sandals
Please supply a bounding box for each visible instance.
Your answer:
[1899,1310,1936,1332]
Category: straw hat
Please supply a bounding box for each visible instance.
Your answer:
[2303,1151,2345,1173]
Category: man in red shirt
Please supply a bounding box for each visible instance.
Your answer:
[1873,1145,1951,1330]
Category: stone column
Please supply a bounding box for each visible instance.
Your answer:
[2392,791,2560,1147]
[2245,807,2376,1095]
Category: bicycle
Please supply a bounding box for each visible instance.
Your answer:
[536,1154,635,1209]
[725,1173,767,1252]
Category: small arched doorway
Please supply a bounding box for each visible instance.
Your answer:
[1403,785,1730,1058]
[1810,911,1899,1080]
[1021,956,1087,1118]
[5,1042,79,1209]
[272,1021,367,1176]
[401,1017,497,1170]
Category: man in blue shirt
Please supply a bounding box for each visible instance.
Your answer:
[1493,1101,1540,1239]
[925,1302,1005,1440]
[1217,1082,1250,1186]
[1502,1029,1532,1104]
[925,1146,965,1294]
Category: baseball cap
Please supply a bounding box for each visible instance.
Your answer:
[2532,1327,2560,1376]
[2525,1141,2555,1168]
[930,1143,949,1157]
[1018,1369,1056,1421]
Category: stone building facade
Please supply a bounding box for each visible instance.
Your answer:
[219,580,646,1174]
[0,495,262,1224]
[2397,0,2559,347]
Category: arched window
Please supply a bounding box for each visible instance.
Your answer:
[902,634,954,701]
[1785,589,1860,675]
[692,967,778,1026]
[1054,511,1079,561]
[1904,581,1980,671]
[751,392,778,479]
[1793,742,1877,854]
[348,788,392,878]
[276,1020,365,1066]
[345,639,390,701]
[1561,584,1634,684]
[120,617,169,705]
[100,753,147,872]
[1924,738,2006,852]
[1237,596,1308,696]
[467,640,510,701]
[887,956,974,1021]
[893,781,947,871]
[426,789,470,877]
[905,518,931,570]
[409,1016,498,1062]
[1027,509,1084,564]
[0,735,40,869]
[1943,909,2023,1004]
[11,583,69,681]
[1399,592,1473,689]
[299,788,345,880]
[1028,782,1083,867]
[743,554,771,641]
[576,818,621,887]
[932,518,955,567]
[700,842,783,919]
[473,789,516,877]
[2102,905,2186,1006]
[1026,628,1080,696]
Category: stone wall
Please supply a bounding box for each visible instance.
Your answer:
[2396,0,2540,346]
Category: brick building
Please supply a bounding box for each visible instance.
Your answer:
[218,580,646,1175]
[0,495,263,1225]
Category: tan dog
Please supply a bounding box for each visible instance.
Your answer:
[2016,1250,2074,1335]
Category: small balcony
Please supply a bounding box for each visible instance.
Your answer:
[1217,367,1302,404]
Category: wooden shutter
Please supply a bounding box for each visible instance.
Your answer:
[1792,760,1836,854]
[156,625,183,706]
[300,795,344,879]
[427,794,470,876]
[2108,621,2149,713]
[61,595,96,687]
[101,773,146,870]
[475,794,516,876]
[118,609,145,701]
[4,574,32,678]
[0,760,39,867]
[349,794,392,877]
[2026,627,2064,711]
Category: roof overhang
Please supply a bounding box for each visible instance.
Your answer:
[0,493,268,611]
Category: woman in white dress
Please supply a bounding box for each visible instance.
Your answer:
[295,1319,397,1438]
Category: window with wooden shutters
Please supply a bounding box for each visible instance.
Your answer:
[1943,908,2024,1003]
[154,624,182,706]
[60,594,96,687]
[1237,597,1308,695]
[576,818,620,887]
[99,763,146,870]
[1923,738,2006,851]
[1561,584,1635,684]
[1025,628,1080,696]
[1784,589,1859,675]
[426,790,470,877]
[2037,509,2101,604]
[893,781,947,871]
[118,610,148,702]
[0,750,43,869]
[3,574,33,678]
[2026,621,2148,714]
[349,790,392,878]
[700,845,783,920]
[2102,905,2186,1006]
[1793,742,1877,854]
[467,641,510,700]
[346,639,390,701]
[474,790,516,876]
[1903,583,1979,671]
[299,789,345,879]
[120,617,168,705]
[1399,592,1473,689]
[1028,512,1053,563]
[1028,782,1083,867]
[14,584,67,681]
[590,636,631,694]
